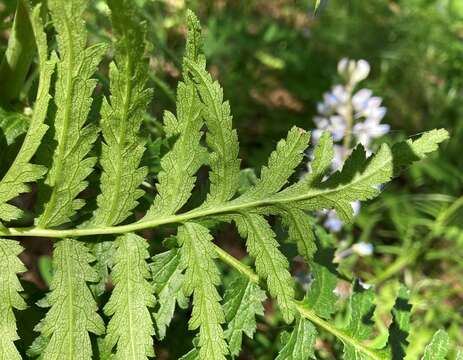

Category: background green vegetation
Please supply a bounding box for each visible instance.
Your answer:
[0,0,461,358]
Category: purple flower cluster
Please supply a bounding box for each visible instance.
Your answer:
[313,59,389,164]
[308,58,390,257]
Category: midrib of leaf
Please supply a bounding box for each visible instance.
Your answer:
[191,62,222,145]
[38,17,75,227]
[212,243,387,360]
[3,167,394,238]
[0,131,447,237]
[105,53,133,225]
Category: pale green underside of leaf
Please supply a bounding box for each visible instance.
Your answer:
[422,330,449,360]
[0,239,26,359]
[0,5,54,223]
[184,57,241,206]
[235,213,296,323]
[223,274,266,358]
[104,234,155,359]
[178,222,228,360]
[151,249,188,340]
[146,81,206,218]
[144,12,206,222]
[92,0,151,227]
[276,316,317,360]
[90,0,152,323]
[240,126,310,200]
[38,239,104,360]
[37,0,107,228]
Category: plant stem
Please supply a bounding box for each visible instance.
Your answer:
[342,83,354,155]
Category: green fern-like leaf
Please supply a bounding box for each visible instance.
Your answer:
[235,213,296,323]
[151,249,188,340]
[104,234,155,359]
[38,239,105,360]
[223,274,266,357]
[37,0,106,228]
[275,316,317,360]
[271,131,449,224]
[242,126,310,200]
[178,222,228,360]
[0,240,26,359]
[303,260,338,320]
[0,5,451,360]
[184,12,241,206]
[422,330,449,360]
[92,0,152,227]
[144,12,206,220]
[342,282,376,359]
[0,5,54,223]
[145,81,206,218]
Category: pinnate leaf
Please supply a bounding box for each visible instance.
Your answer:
[0,5,54,223]
[37,0,106,228]
[178,222,228,359]
[235,214,295,323]
[184,35,241,206]
[104,234,155,359]
[93,0,152,227]
[38,239,105,360]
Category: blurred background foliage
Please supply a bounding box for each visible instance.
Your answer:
[0,0,462,358]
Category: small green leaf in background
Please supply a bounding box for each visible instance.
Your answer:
[422,330,449,360]
[38,255,53,286]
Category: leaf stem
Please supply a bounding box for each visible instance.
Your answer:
[212,243,386,360]
[295,304,385,360]
[0,165,394,238]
